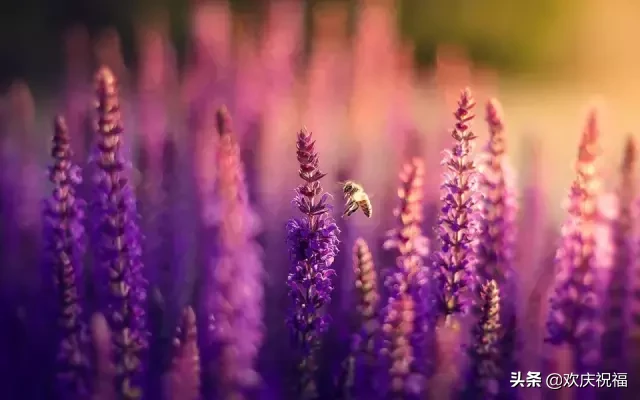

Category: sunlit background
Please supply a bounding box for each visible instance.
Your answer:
[2,0,639,224]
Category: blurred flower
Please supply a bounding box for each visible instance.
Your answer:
[43,115,90,398]
[477,98,520,396]
[464,280,502,399]
[346,238,380,397]
[477,98,517,284]
[164,307,201,400]
[546,110,602,373]
[90,66,148,399]
[432,88,482,318]
[286,128,340,399]
[380,158,430,397]
[206,107,264,399]
[602,137,636,376]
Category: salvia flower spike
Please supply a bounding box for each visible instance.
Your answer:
[381,157,430,397]
[208,106,264,399]
[347,238,380,397]
[165,306,201,400]
[478,98,520,395]
[433,88,482,318]
[464,280,502,399]
[603,137,636,374]
[286,128,340,399]
[477,98,517,285]
[92,66,148,399]
[546,110,601,373]
[43,115,90,398]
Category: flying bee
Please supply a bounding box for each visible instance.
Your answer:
[340,180,373,218]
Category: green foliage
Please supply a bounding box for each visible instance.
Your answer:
[397,0,580,75]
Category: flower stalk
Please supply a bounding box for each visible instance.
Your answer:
[381,157,430,398]
[605,138,636,377]
[91,66,148,399]
[207,107,264,399]
[164,306,201,400]
[43,115,90,398]
[433,88,482,319]
[546,110,601,374]
[464,280,502,399]
[286,128,340,399]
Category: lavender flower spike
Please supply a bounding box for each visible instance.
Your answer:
[352,238,380,359]
[286,128,340,399]
[164,307,201,400]
[345,238,380,397]
[464,280,502,399]
[546,110,601,374]
[477,98,517,284]
[433,88,482,318]
[208,107,264,399]
[43,115,90,398]
[603,137,636,375]
[92,66,148,399]
[478,99,520,396]
[380,157,430,398]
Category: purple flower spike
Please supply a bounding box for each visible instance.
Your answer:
[477,98,517,284]
[344,238,380,397]
[546,110,601,373]
[464,280,502,399]
[43,115,90,399]
[165,307,201,400]
[91,66,148,399]
[433,88,482,318]
[380,158,430,398]
[207,106,264,398]
[286,128,340,399]
[478,99,520,394]
[602,137,636,376]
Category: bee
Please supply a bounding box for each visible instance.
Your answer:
[341,180,373,218]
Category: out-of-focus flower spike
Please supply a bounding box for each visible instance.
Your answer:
[463,280,502,399]
[478,98,520,396]
[286,128,340,400]
[205,106,264,399]
[382,293,417,399]
[43,115,90,399]
[91,66,148,399]
[432,88,481,319]
[344,238,380,397]
[545,110,602,376]
[90,313,116,400]
[164,307,201,400]
[379,158,430,398]
[603,136,637,380]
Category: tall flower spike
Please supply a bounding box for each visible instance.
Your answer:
[381,293,417,399]
[478,99,520,395]
[463,280,502,399]
[286,128,340,399]
[91,66,148,399]
[347,238,380,397]
[546,110,601,374]
[603,137,636,377]
[477,98,517,284]
[164,307,201,400]
[207,106,264,399]
[380,158,430,397]
[433,88,481,318]
[43,115,90,398]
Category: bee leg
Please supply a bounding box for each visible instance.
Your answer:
[342,200,356,217]
[344,201,359,217]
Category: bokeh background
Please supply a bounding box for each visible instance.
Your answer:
[1,0,639,223]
